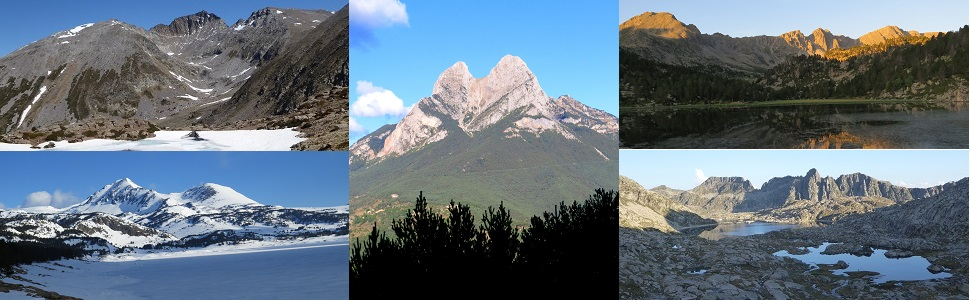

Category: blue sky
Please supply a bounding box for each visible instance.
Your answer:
[621,150,969,190]
[0,152,349,209]
[620,0,969,38]
[349,0,619,142]
[0,0,348,57]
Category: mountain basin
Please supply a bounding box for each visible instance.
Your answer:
[696,221,802,240]
[773,242,952,283]
[620,100,968,149]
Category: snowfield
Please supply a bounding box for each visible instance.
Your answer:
[0,129,305,151]
[1,238,349,299]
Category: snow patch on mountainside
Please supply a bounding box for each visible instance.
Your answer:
[0,129,306,151]
[17,86,47,127]
[56,23,94,38]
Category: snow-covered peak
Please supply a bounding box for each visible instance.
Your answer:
[68,178,163,215]
[181,183,259,208]
[113,178,141,189]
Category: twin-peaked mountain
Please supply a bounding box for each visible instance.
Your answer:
[622,169,964,227]
[0,6,348,148]
[0,178,348,251]
[349,55,618,230]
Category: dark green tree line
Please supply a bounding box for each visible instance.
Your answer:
[350,189,618,299]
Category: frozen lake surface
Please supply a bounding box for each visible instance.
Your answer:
[0,128,305,151]
[2,239,348,299]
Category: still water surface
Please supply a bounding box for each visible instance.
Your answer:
[774,242,951,283]
[697,222,802,240]
[620,101,968,149]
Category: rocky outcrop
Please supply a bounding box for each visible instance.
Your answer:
[620,175,715,232]
[149,11,224,36]
[0,117,158,147]
[780,28,859,56]
[676,177,755,213]
[619,12,700,39]
[836,177,969,243]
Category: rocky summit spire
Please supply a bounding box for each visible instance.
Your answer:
[432,61,473,97]
[150,11,224,36]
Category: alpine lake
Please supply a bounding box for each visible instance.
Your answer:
[620,99,968,149]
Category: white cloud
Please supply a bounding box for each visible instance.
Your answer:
[22,190,80,208]
[350,81,411,117]
[349,116,366,134]
[350,0,409,29]
[350,0,409,48]
[694,169,708,183]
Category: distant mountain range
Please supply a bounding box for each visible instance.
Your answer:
[0,178,348,252]
[620,12,968,105]
[619,169,966,232]
[349,55,618,234]
[620,12,940,73]
[0,6,348,149]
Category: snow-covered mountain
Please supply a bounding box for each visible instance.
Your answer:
[0,178,348,251]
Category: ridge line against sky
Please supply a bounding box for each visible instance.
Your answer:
[349,0,619,142]
[0,0,348,57]
[620,150,969,191]
[620,0,969,39]
[0,152,349,210]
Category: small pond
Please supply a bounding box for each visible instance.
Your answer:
[773,242,952,283]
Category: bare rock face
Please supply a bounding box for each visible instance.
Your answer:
[619,12,700,39]
[149,11,224,36]
[620,175,715,232]
[837,178,969,243]
[357,55,617,160]
[780,29,859,56]
[663,169,957,224]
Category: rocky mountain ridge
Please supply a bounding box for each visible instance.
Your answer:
[620,11,941,73]
[666,169,956,223]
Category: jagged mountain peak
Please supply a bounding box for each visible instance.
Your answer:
[619,12,700,39]
[483,55,538,94]
[432,61,473,96]
[95,178,145,196]
[425,55,547,131]
[805,168,821,179]
[150,10,225,36]
[811,28,830,35]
